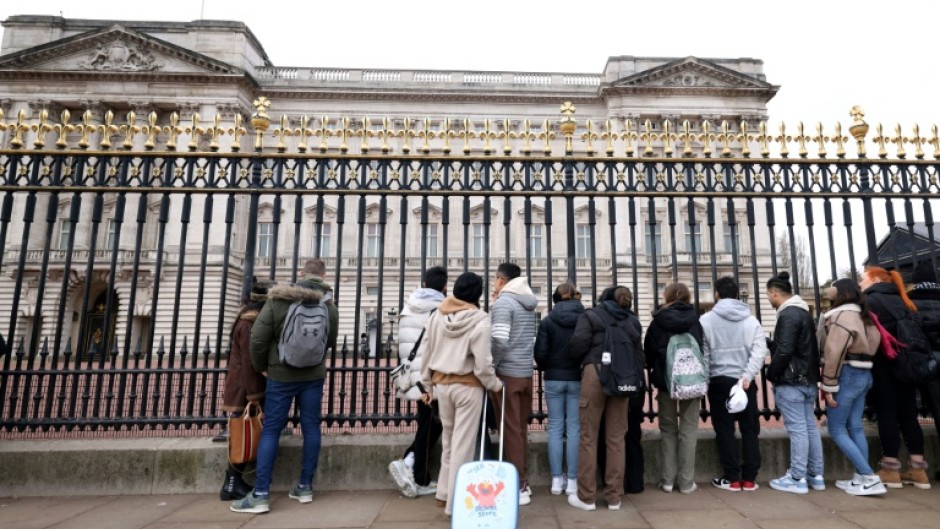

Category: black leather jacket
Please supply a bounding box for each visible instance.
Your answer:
[766,303,820,386]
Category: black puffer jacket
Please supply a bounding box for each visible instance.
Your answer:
[864,282,909,337]
[766,298,820,386]
[643,302,703,392]
[908,283,940,351]
[535,299,585,381]
[569,300,643,367]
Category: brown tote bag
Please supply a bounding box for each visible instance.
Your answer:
[228,400,264,465]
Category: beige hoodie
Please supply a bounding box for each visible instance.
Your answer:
[817,304,881,392]
[420,296,503,393]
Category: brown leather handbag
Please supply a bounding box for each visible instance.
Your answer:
[228,400,264,465]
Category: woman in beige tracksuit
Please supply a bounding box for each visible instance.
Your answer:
[421,272,504,516]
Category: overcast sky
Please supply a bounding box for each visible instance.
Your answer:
[1,0,938,132]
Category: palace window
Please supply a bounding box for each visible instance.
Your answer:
[576,224,592,259]
[645,223,663,254]
[471,224,486,258]
[425,225,439,258]
[58,219,72,250]
[366,223,380,258]
[529,225,543,258]
[312,223,332,258]
[257,223,274,258]
[685,222,702,252]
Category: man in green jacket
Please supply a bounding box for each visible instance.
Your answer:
[231,259,339,513]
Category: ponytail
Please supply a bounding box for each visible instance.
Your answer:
[865,266,918,313]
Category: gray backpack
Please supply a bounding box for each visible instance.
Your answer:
[278,291,332,368]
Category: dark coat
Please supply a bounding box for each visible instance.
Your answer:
[766,304,820,386]
[909,284,940,351]
[864,282,911,338]
[534,299,585,381]
[569,300,643,367]
[643,302,703,392]
[222,306,266,412]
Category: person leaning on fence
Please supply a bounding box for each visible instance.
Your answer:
[860,266,930,489]
[764,272,825,495]
[387,266,448,499]
[906,260,940,482]
[643,282,704,495]
[534,280,584,497]
[701,276,768,493]
[230,259,339,514]
[219,279,275,501]
[489,262,539,506]
[818,278,886,496]
[567,286,642,512]
[419,271,503,517]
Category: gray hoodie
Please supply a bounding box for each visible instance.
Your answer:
[700,298,768,382]
[491,276,538,378]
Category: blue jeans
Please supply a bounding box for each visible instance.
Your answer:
[254,378,324,494]
[825,366,873,475]
[774,384,824,479]
[545,379,580,477]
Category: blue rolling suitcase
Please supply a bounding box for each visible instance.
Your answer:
[451,391,519,529]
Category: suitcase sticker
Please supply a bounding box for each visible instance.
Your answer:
[452,460,518,528]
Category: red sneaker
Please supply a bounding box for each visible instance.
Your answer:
[741,480,759,491]
[712,478,742,491]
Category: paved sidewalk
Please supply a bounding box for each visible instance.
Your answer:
[2,484,939,529]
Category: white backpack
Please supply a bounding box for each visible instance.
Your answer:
[665,332,708,400]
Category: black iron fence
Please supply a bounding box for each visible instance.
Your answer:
[1,105,939,437]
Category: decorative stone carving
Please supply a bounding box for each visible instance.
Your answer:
[80,39,160,72]
[661,73,720,88]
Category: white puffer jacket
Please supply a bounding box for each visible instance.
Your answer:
[396,287,444,400]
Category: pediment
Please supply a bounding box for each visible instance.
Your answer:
[612,57,771,90]
[0,25,242,75]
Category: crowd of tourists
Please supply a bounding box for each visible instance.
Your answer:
[213,257,940,515]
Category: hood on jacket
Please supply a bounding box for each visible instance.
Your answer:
[550,299,585,328]
[651,302,699,333]
[402,287,445,315]
[601,300,635,320]
[499,277,538,310]
[437,296,479,315]
[437,304,488,339]
[777,294,810,314]
[268,282,327,303]
[710,298,753,322]
[238,309,260,322]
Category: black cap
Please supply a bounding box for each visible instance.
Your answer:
[452,272,483,304]
[912,261,938,284]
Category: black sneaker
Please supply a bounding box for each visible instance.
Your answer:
[711,478,741,491]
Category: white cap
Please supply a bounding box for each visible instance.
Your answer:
[726,383,748,414]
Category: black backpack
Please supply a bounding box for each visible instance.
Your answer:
[589,307,644,398]
[890,310,940,384]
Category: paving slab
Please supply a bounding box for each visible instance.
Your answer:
[46,495,197,529]
[801,485,930,512]
[641,508,761,529]
[754,516,866,529]
[840,509,940,529]
[709,487,830,519]
[159,494,257,524]
[0,496,116,529]
[239,490,390,529]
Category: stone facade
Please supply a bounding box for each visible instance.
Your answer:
[0,15,781,356]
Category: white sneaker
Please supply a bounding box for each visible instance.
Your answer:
[388,459,417,498]
[565,478,577,495]
[567,493,596,511]
[551,476,565,495]
[415,481,437,496]
[845,474,887,496]
[679,483,698,494]
[659,481,674,493]
[808,474,826,491]
[519,485,532,506]
[608,502,621,511]
[835,473,863,491]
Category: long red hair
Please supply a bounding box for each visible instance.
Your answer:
[864,266,917,312]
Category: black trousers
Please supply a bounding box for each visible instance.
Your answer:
[404,400,443,486]
[871,357,925,458]
[707,376,761,482]
[921,375,940,440]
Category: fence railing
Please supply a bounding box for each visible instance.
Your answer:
[1,101,938,437]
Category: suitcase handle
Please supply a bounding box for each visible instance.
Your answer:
[478,389,506,461]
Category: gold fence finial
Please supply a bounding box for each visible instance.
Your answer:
[142,111,160,151]
[32,109,52,149]
[164,112,182,151]
[99,110,119,150]
[558,101,577,154]
[121,111,140,150]
[77,109,94,150]
[10,109,29,149]
[53,109,74,149]
[251,96,272,152]
[207,113,225,152]
[228,113,247,152]
[848,105,869,158]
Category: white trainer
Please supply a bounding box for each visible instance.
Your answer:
[551,476,565,495]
